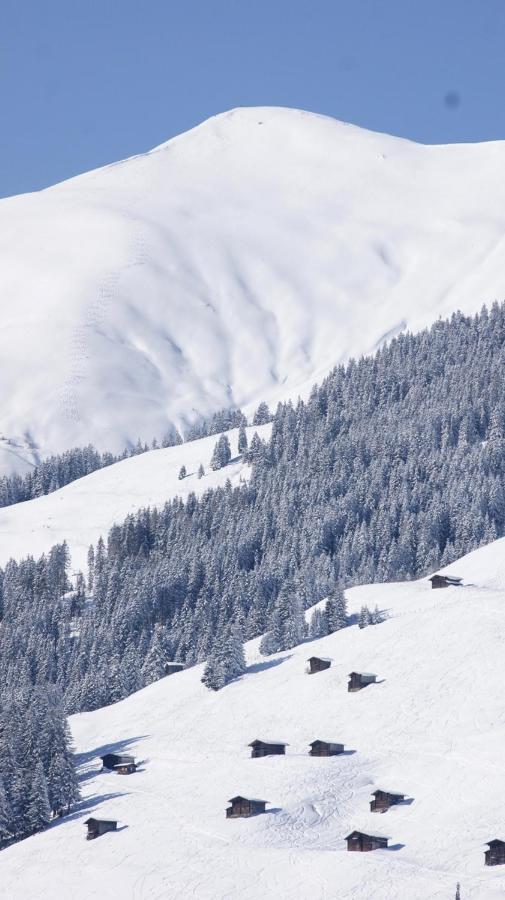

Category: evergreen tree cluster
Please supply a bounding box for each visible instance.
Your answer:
[358,605,385,629]
[201,623,246,690]
[2,305,505,717]
[0,683,79,847]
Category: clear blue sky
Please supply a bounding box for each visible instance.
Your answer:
[1,0,504,198]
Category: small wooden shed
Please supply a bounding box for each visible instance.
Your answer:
[84,817,117,840]
[346,830,388,852]
[307,656,331,674]
[429,574,462,589]
[309,740,344,757]
[114,761,137,775]
[370,790,405,813]
[249,739,287,758]
[164,661,185,676]
[100,753,135,771]
[485,839,505,866]
[348,672,377,692]
[226,796,268,818]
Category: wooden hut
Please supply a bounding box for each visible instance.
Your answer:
[309,740,344,757]
[84,817,117,840]
[226,796,268,818]
[114,761,137,775]
[345,830,388,852]
[348,672,377,692]
[370,790,405,813]
[307,656,331,674]
[164,661,185,676]
[429,574,462,589]
[249,739,287,758]
[100,753,135,771]
[485,839,505,866]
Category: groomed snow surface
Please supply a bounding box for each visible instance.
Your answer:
[3,106,505,473]
[2,539,505,899]
[0,424,271,572]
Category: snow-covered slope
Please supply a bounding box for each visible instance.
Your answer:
[0,423,271,572]
[2,541,505,899]
[3,106,505,474]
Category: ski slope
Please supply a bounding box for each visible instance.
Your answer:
[2,540,505,899]
[0,423,271,572]
[3,106,505,474]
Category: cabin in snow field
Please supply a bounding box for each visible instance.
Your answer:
[226,796,268,818]
[249,740,287,758]
[100,753,135,771]
[164,662,185,676]
[114,761,137,775]
[429,574,462,589]
[370,790,405,813]
[309,740,344,756]
[307,656,331,674]
[346,831,388,852]
[348,672,377,692]
[84,818,117,840]
[485,840,505,866]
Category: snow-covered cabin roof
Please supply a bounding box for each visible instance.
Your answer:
[228,796,267,804]
[429,574,462,584]
[307,656,332,662]
[248,739,289,746]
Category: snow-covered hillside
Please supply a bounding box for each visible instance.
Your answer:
[3,106,505,474]
[0,423,271,572]
[2,540,505,899]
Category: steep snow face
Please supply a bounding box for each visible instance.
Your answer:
[3,106,505,473]
[2,541,505,900]
[0,423,271,571]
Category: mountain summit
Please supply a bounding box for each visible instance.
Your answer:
[2,106,505,472]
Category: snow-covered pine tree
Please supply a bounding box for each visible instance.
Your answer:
[0,777,12,847]
[210,435,231,471]
[358,605,371,629]
[178,465,187,480]
[325,588,348,633]
[238,424,248,454]
[252,401,272,425]
[197,463,205,479]
[25,761,51,834]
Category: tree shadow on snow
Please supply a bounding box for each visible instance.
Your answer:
[246,655,292,675]
[75,735,149,770]
[49,792,126,828]
[387,843,405,851]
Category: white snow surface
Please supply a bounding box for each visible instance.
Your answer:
[2,539,505,899]
[3,106,505,473]
[0,423,271,572]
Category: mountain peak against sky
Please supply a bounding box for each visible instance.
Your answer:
[2,106,505,474]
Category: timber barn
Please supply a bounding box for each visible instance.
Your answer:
[249,739,287,758]
[164,661,185,676]
[429,574,462,589]
[84,818,117,840]
[307,656,331,674]
[309,740,344,756]
[226,796,268,818]
[348,672,377,692]
[485,839,505,866]
[346,830,388,852]
[114,761,137,775]
[370,790,405,813]
[100,753,135,771]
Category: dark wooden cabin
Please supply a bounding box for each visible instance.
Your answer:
[164,661,185,676]
[348,672,377,692]
[307,656,331,674]
[429,574,462,589]
[100,753,135,771]
[370,790,405,813]
[249,739,287,758]
[84,817,117,840]
[485,839,505,866]
[309,740,344,757]
[346,830,388,852]
[114,761,137,775]
[226,796,268,818]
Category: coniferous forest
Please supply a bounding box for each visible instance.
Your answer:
[1,304,505,732]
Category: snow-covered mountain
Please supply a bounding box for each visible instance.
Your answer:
[2,538,505,899]
[3,106,505,474]
[0,423,271,571]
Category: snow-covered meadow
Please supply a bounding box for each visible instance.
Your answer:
[2,539,505,899]
[0,423,271,572]
[3,106,505,473]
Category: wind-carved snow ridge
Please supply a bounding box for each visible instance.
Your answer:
[2,537,505,899]
[2,105,505,474]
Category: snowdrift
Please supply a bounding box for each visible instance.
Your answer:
[3,106,505,473]
[2,539,505,899]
